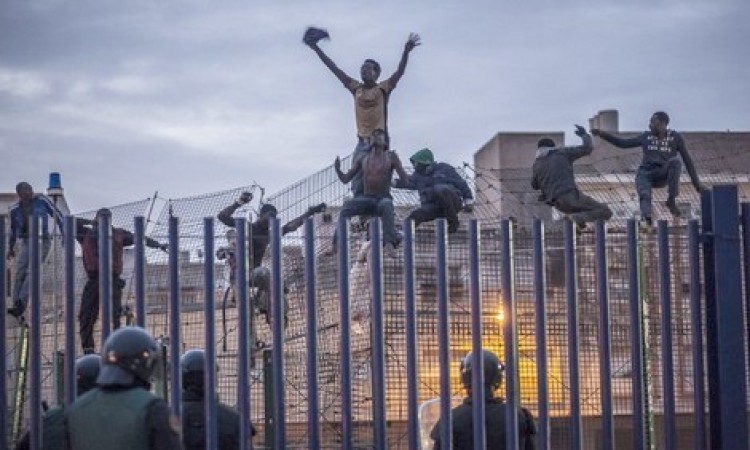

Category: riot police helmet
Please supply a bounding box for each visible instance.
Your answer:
[97,327,160,387]
[75,354,101,395]
[460,349,504,392]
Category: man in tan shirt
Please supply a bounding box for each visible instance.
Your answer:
[305,28,420,195]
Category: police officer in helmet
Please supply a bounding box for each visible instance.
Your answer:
[430,350,537,449]
[15,354,101,450]
[181,349,255,450]
[65,327,182,450]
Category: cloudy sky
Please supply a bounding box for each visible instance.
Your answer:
[1,1,748,212]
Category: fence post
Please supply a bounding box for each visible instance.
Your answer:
[688,220,706,450]
[626,220,646,450]
[64,216,76,406]
[657,221,676,449]
[402,218,420,450]
[203,218,219,450]
[501,219,519,450]
[563,220,581,449]
[168,215,181,417]
[436,219,452,448]
[29,216,42,450]
[304,218,321,449]
[98,212,112,349]
[235,218,252,450]
[369,218,387,450]
[468,220,486,450]
[134,216,147,328]
[595,221,614,450]
[532,219,549,450]
[708,185,748,450]
[336,217,354,450]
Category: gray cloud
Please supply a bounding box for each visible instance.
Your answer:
[1,1,748,212]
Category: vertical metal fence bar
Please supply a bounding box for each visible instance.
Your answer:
[203,218,218,450]
[532,219,549,450]
[0,218,5,447]
[595,221,614,449]
[337,217,354,450]
[436,219,452,448]
[402,218,420,450]
[626,219,645,450]
[700,190,720,449]
[304,218,321,449]
[500,219,519,450]
[134,216,146,328]
[168,215,181,416]
[657,221,676,449]
[235,218,252,450]
[742,203,750,390]
[710,185,749,450]
[369,219,387,450]
[563,220,581,450]
[98,213,112,348]
[468,220,486,450]
[270,218,286,449]
[688,220,706,450]
[64,216,76,406]
[29,216,42,450]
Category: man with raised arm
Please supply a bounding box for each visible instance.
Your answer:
[304,26,420,195]
[592,111,706,226]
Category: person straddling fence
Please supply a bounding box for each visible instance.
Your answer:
[591,111,706,226]
[217,192,326,327]
[181,349,255,450]
[532,125,613,233]
[15,354,101,450]
[75,208,168,353]
[430,350,537,450]
[64,327,182,450]
[6,181,64,321]
[304,26,420,196]
[396,148,474,234]
[333,128,409,258]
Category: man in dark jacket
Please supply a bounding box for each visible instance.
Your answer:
[398,148,473,233]
[430,350,536,449]
[181,349,255,450]
[15,354,101,450]
[65,327,182,450]
[531,125,612,232]
[592,111,705,225]
[75,208,168,353]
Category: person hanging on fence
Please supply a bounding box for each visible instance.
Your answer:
[6,181,64,321]
[217,191,326,327]
[15,354,101,450]
[333,128,409,258]
[531,125,613,234]
[591,111,706,226]
[394,148,474,234]
[75,208,168,353]
[180,349,255,450]
[430,350,537,450]
[64,327,182,450]
[303,26,420,196]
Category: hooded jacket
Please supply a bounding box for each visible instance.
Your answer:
[531,135,592,202]
[403,149,473,204]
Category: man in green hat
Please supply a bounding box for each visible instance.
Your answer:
[397,148,473,233]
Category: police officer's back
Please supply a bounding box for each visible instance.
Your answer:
[431,350,537,450]
[181,349,253,450]
[15,354,101,450]
[65,327,182,450]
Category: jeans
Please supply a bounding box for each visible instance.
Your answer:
[635,158,682,218]
[350,137,372,196]
[333,195,397,247]
[407,184,463,231]
[11,237,52,315]
[553,190,613,224]
[79,274,125,352]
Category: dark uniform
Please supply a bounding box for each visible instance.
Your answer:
[532,126,612,229]
[430,350,537,450]
[402,148,474,233]
[180,349,254,450]
[430,398,536,450]
[75,209,166,352]
[15,354,101,450]
[65,327,182,450]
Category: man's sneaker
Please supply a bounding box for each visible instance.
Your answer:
[447,218,460,234]
[665,198,681,217]
[383,242,398,258]
[639,216,654,232]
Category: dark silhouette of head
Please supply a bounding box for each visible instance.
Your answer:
[97,327,160,388]
[75,354,102,395]
[537,138,556,148]
[360,59,381,84]
[460,350,504,398]
[16,182,33,204]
